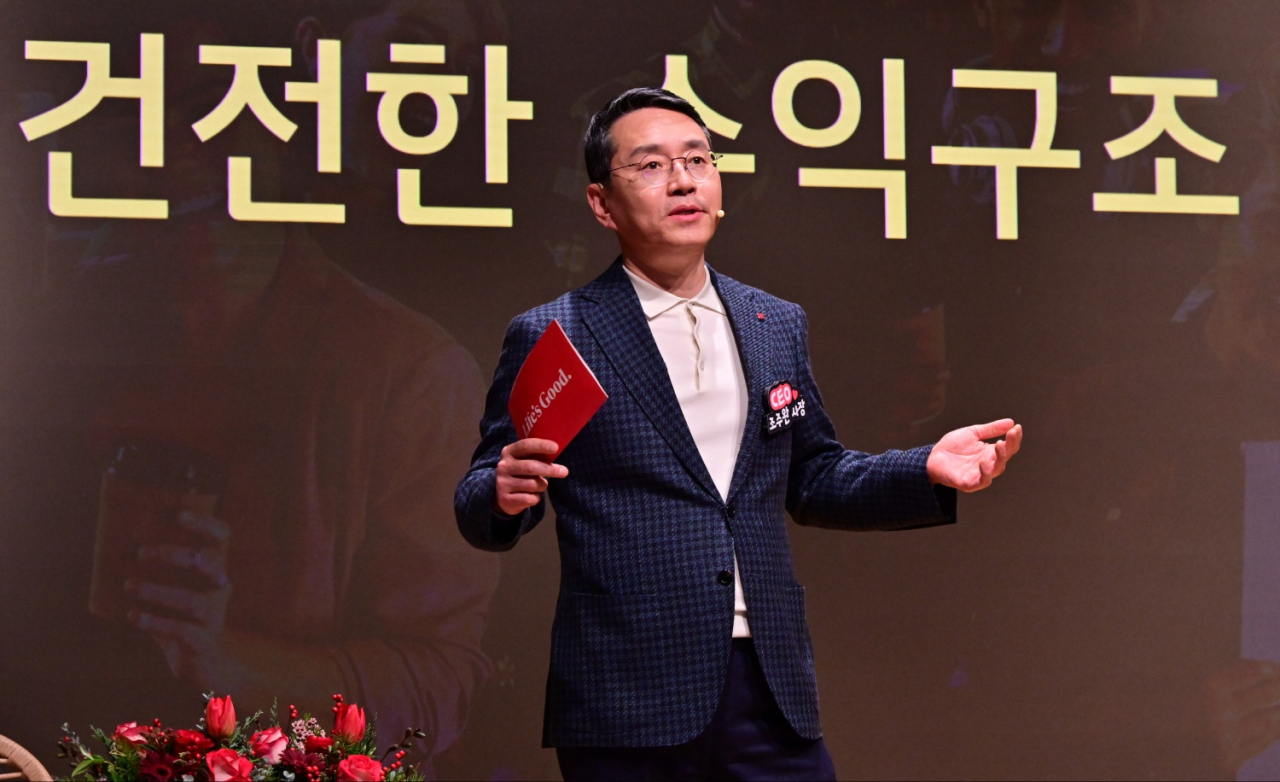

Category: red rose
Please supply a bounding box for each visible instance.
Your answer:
[112,721,150,745]
[249,726,288,764]
[335,755,385,781]
[173,729,214,756]
[333,703,367,743]
[205,695,236,741]
[205,748,253,782]
[304,735,335,753]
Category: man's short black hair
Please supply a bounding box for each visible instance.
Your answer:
[583,87,713,186]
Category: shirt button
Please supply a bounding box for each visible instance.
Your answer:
[717,570,734,586]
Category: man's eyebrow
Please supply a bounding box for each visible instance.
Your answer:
[624,139,712,158]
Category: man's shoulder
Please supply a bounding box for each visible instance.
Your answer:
[506,260,626,332]
[710,267,807,324]
[507,288,591,334]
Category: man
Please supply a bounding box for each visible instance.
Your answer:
[455,87,1022,780]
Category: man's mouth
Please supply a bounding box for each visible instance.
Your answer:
[668,204,704,220]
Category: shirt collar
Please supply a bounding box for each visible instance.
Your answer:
[623,264,726,320]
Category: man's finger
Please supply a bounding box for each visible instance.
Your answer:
[499,493,543,513]
[506,458,569,479]
[137,545,229,585]
[1208,660,1280,698]
[126,580,205,619]
[960,469,985,492]
[129,610,200,643]
[502,475,549,494]
[507,438,561,458]
[176,511,231,544]
[980,450,997,477]
[990,449,1009,479]
[1233,706,1280,759]
[970,419,1016,441]
[1232,675,1280,715]
[137,544,197,569]
[1004,424,1024,457]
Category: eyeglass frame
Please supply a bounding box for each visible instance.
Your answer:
[608,151,722,186]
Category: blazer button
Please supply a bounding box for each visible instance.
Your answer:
[725,505,736,518]
[717,570,733,586]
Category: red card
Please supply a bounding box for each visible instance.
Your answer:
[508,319,608,458]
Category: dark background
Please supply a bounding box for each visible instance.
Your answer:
[3,1,1279,779]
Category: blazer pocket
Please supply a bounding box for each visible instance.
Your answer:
[549,589,722,735]
[784,585,816,679]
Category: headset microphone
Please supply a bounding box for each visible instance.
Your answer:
[716,209,725,218]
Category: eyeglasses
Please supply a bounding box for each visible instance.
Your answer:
[610,152,720,186]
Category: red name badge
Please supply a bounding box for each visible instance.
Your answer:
[508,320,608,459]
[764,380,805,434]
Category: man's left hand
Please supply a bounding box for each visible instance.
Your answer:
[926,419,1022,492]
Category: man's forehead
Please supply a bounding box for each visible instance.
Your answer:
[612,108,708,157]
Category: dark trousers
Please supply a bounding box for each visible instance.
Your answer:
[556,639,836,781]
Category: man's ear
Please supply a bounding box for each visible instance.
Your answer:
[295,17,325,81]
[587,182,618,231]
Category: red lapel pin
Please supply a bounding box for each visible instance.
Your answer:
[757,312,765,320]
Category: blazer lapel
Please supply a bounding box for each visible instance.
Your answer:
[580,261,720,501]
[711,268,770,505]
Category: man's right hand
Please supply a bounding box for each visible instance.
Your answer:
[1204,659,1280,772]
[494,438,568,516]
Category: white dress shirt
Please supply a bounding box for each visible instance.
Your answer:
[624,264,752,637]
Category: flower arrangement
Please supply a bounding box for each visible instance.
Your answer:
[57,693,426,781]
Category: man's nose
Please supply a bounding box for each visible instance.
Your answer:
[668,160,697,194]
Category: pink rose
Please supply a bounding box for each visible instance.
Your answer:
[205,748,253,782]
[335,755,386,781]
[205,695,236,741]
[333,703,367,743]
[249,726,288,764]
[112,721,150,745]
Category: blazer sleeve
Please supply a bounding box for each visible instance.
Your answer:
[454,313,549,551]
[784,306,957,531]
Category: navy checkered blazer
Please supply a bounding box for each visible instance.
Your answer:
[455,259,955,748]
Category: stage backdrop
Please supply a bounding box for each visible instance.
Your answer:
[3,1,1280,779]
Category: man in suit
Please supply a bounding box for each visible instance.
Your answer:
[454,87,1022,781]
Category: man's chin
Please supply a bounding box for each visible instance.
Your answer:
[663,224,716,245]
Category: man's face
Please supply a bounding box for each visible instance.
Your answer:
[590,108,723,261]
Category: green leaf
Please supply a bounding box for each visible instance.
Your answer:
[70,755,105,779]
